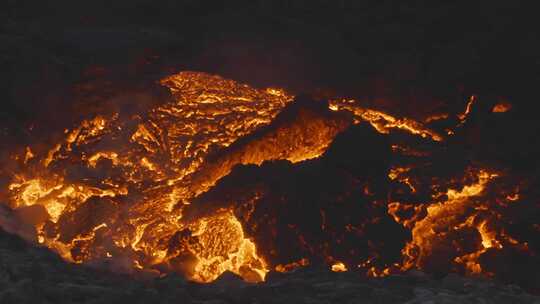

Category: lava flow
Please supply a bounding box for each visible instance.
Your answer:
[0,71,538,290]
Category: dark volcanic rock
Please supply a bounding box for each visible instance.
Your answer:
[1,228,540,303]
[185,121,406,268]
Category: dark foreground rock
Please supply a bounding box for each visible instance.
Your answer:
[1,230,539,304]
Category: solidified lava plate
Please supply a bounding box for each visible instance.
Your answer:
[0,71,538,292]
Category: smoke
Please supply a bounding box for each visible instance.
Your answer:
[0,205,38,243]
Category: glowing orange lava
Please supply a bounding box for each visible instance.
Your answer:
[0,71,532,285]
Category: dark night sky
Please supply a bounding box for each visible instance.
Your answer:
[1,1,538,133]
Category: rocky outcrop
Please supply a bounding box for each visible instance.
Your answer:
[1,229,539,304]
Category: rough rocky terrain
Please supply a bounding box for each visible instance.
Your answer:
[1,229,539,304]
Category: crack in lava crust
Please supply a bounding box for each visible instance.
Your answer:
[2,71,297,282]
[1,71,536,288]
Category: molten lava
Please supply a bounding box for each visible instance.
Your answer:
[1,71,536,290]
[3,71,296,282]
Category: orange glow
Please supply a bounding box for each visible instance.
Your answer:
[275,258,310,273]
[187,212,268,283]
[1,71,533,286]
[396,169,528,275]
[506,193,519,201]
[4,72,290,282]
[458,95,476,122]
[492,102,512,113]
[329,99,443,141]
[331,262,347,272]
